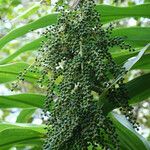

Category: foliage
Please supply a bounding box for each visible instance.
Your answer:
[0,0,21,18]
[0,0,150,150]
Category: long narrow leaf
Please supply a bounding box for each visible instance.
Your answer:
[127,73,150,104]
[112,27,150,47]
[132,54,150,70]
[123,43,150,70]
[96,4,150,23]
[0,73,149,109]
[0,4,149,49]
[115,52,150,70]
[0,37,45,65]
[110,113,150,150]
[0,123,45,133]
[12,3,40,21]
[98,44,149,106]
[0,93,44,108]
[0,123,45,149]
[0,13,58,49]
[0,62,38,83]
[103,73,150,114]
[16,108,36,123]
[1,27,149,65]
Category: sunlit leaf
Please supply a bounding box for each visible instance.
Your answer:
[0,93,44,108]
[0,4,149,49]
[0,62,38,83]
[16,108,36,123]
[0,123,45,149]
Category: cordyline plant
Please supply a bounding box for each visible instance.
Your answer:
[12,0,140,149]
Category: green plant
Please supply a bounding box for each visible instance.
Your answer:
[0,0,150,150]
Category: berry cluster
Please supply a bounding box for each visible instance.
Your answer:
[13,0,138,149]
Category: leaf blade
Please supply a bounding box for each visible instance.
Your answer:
[0,4,150,49]
[0,124,45,149]
[0,37,45,65]
[112,27,150,47]
[16,108,36,123]
[110,113,150,150]
[103,73,150,114]
[0,13,58,49]
[123,43,150,70]
[0,93,44,108]
[96,4,150,23]
[0,62,38,83]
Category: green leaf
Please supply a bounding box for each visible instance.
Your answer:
[0,37,45,65]
[1,73,149,111]
[103,73,150,114]
[0,122,45,133]
[98,44,149,106]
[132,54,150,70]
[99,44,150,115]
[16,108,36,123]
[112,27,150,47]
[0,4,149,49]
[112,44,149,85]
[110,113,150,150]
[115,52,150,70]
[127,73,150,104]
[123,43,150,70]
[1,27,149,65]
[0,13,58,49]
[144,0,150,3]
[13,3,40,21]
[114,50,139,63]
[15,139,43,150]
[0,62,38,83]
[11,0,21,6]
[0,123,45,149]
[96,4,150,23]
[0,93,44,108]
[0,74,149,123]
